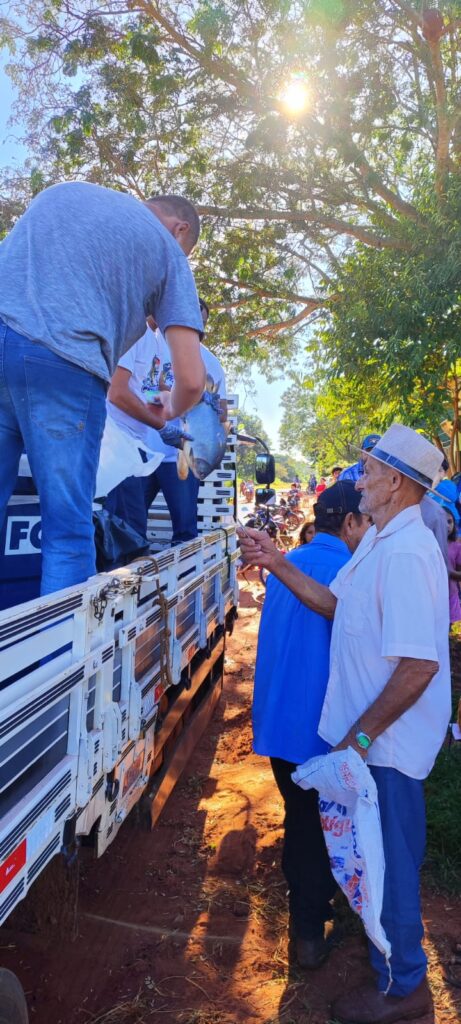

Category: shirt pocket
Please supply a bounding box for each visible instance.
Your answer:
[343,587,368,637]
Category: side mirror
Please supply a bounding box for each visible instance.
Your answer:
[255,453,275,485]
[255,486,276,506]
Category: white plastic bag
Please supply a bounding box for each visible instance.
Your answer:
[292,748,391,968]
[95,416,164,497]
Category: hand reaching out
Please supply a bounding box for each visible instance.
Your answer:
[237,526,282,570]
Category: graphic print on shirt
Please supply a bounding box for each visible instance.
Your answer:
[142,354,222,403]
[141,354,161,395]
[159,361,175,390]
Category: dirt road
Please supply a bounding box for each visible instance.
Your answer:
[2,574,461,1023]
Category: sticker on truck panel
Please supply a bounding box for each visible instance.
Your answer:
[5,517,42,556]
[0,839,27,893]
[122,753,144,797]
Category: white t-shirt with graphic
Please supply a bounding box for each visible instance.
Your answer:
[107,326,227,462]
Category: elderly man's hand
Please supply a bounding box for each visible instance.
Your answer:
[237,526,282,569]
[332,729,368,761]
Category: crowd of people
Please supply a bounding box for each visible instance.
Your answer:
[0,181,458,1024]
[239,424,453,1024]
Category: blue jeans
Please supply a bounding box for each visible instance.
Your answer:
[104,474,149,544]
[145,461,200,544]
[0,320,106,594]
[370,767,427,997]
[104,459,200,561]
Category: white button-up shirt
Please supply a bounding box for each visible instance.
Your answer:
[319,505,451,779]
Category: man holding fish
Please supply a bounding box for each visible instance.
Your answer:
[105,299,228,550]
[0,182,206,594]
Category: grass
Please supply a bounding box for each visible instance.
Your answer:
[176,1014,236,1024]
[83,990,152,1023]
[424,744,461,893]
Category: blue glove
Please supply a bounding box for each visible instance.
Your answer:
[159,425,194,449]
[202,391,221,414]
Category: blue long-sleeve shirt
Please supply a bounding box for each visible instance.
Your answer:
[253,532,351,764]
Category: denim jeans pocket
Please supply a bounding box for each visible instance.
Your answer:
[24,353,95,439]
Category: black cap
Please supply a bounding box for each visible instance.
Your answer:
[315,480,362,515]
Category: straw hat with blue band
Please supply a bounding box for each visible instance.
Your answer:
[363,423,446,492]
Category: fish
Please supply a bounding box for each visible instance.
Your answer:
[177,376,230,481]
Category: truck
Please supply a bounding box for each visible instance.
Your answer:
[0,397,240,1021]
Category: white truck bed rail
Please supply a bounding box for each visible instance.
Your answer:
[0,525,238,924]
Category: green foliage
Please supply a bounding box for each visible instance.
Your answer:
[279,367,396,469]
[273,452,310,483]
[424,745,461,893]
[3,1,461,442]
[0,169,31,239]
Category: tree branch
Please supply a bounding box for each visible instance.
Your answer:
[219,277,323,305]
[249,305,321,337]
[129,0,257,102]
[425,37,450,198]
[131,0,425,229]
[197,205,410,250]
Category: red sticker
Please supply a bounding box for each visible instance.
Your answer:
[122,753,144,797]
[0,839,27,894]
[154,681,165,704]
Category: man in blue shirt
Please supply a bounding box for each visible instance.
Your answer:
[339,433,381,482]
[253,482,370,969]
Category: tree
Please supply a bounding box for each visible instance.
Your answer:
[313,230,461,467]
[280,368,398,469]
[3,2,461,439]
[3,4,461,326]
[235,410,271,479]
[273,452,310,483]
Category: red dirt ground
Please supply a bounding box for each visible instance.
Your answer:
[1,571,460,1024]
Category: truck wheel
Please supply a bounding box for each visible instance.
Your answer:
[0,969,28,1024]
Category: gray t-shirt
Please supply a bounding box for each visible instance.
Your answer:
[421,493,449,568]
[0,181,203,382]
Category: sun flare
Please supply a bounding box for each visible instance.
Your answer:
[279,77,310,116]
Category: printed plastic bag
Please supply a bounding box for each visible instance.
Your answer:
[292,748,391,967]
[95,416,164,498]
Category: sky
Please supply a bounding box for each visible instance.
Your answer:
[0,58,26,166]
[0,53,291,452]
[236,371,287,449]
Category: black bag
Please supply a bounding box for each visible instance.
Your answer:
[93,508,149,572]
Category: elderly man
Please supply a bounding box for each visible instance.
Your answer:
[0,183,205,594]
[239,424,450,1024]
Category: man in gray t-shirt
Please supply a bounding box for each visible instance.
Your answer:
[0,181,205,598]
